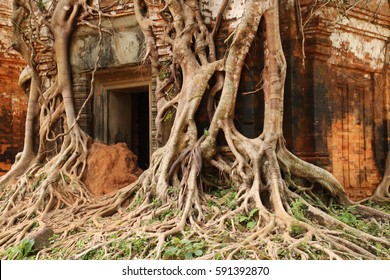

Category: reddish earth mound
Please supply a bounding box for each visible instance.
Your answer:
[83,142,143,196]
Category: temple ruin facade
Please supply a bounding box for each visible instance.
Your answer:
[0,0,389,200]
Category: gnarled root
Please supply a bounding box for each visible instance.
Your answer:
[370,152,390,202]
[12,130,387,260]
[0,123,91,248]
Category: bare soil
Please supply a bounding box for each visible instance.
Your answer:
[83,142,142,196]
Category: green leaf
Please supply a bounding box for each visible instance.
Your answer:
[194,249,203,257]
[165,247,177,256]
[249,208,259,218]
[227,200,237,210]
[21,239,34,256]
[6,247,21,259]
[247,221,257,229]
[184,252,193,259]
[181,239,191,245]
[193,242,204,249]
[238,215,248,223]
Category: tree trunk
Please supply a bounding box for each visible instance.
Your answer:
[0,0,389,260]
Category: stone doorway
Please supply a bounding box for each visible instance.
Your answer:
[92,66,153,171]
[107,86,150,169]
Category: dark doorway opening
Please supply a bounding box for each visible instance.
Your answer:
[235,17,265,139]
[107,86,150,169]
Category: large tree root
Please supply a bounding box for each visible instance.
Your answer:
[0,124,91,247]
[1,0,388,260]
[2,128,387,260]
[369,152,390,201]
[0,0,94,247]
[1,125,389,259]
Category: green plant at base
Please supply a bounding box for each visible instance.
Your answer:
[291,199,306,220]
[6,239,35,260]
[214,252,223,260]
[132,195,144,209]
[81,248,105,260]
[163,109,175,122]
[49,234,60,243]
[331,205,386,237]
[76,239,85,249]
[36,0,46,11]
[63,175,71,184]
[234,208,259,230]
[131,237,149,254]
[363,200,390,214]
[152,197,161,208]
[158,69,171,81]
[207,199,217,208]
[109,237,150,258]
[162,237,205,259]
[159,209,174,220]
[289,222,305,238]
[168,186,175,195]
[224,191,237,210]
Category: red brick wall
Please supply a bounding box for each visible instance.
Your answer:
[0,1,27,174]
[283,0,389,200]
[327,68,384,199]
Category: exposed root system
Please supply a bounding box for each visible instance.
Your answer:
[0,0,389,260]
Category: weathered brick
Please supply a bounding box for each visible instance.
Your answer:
[0,0,27,175]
